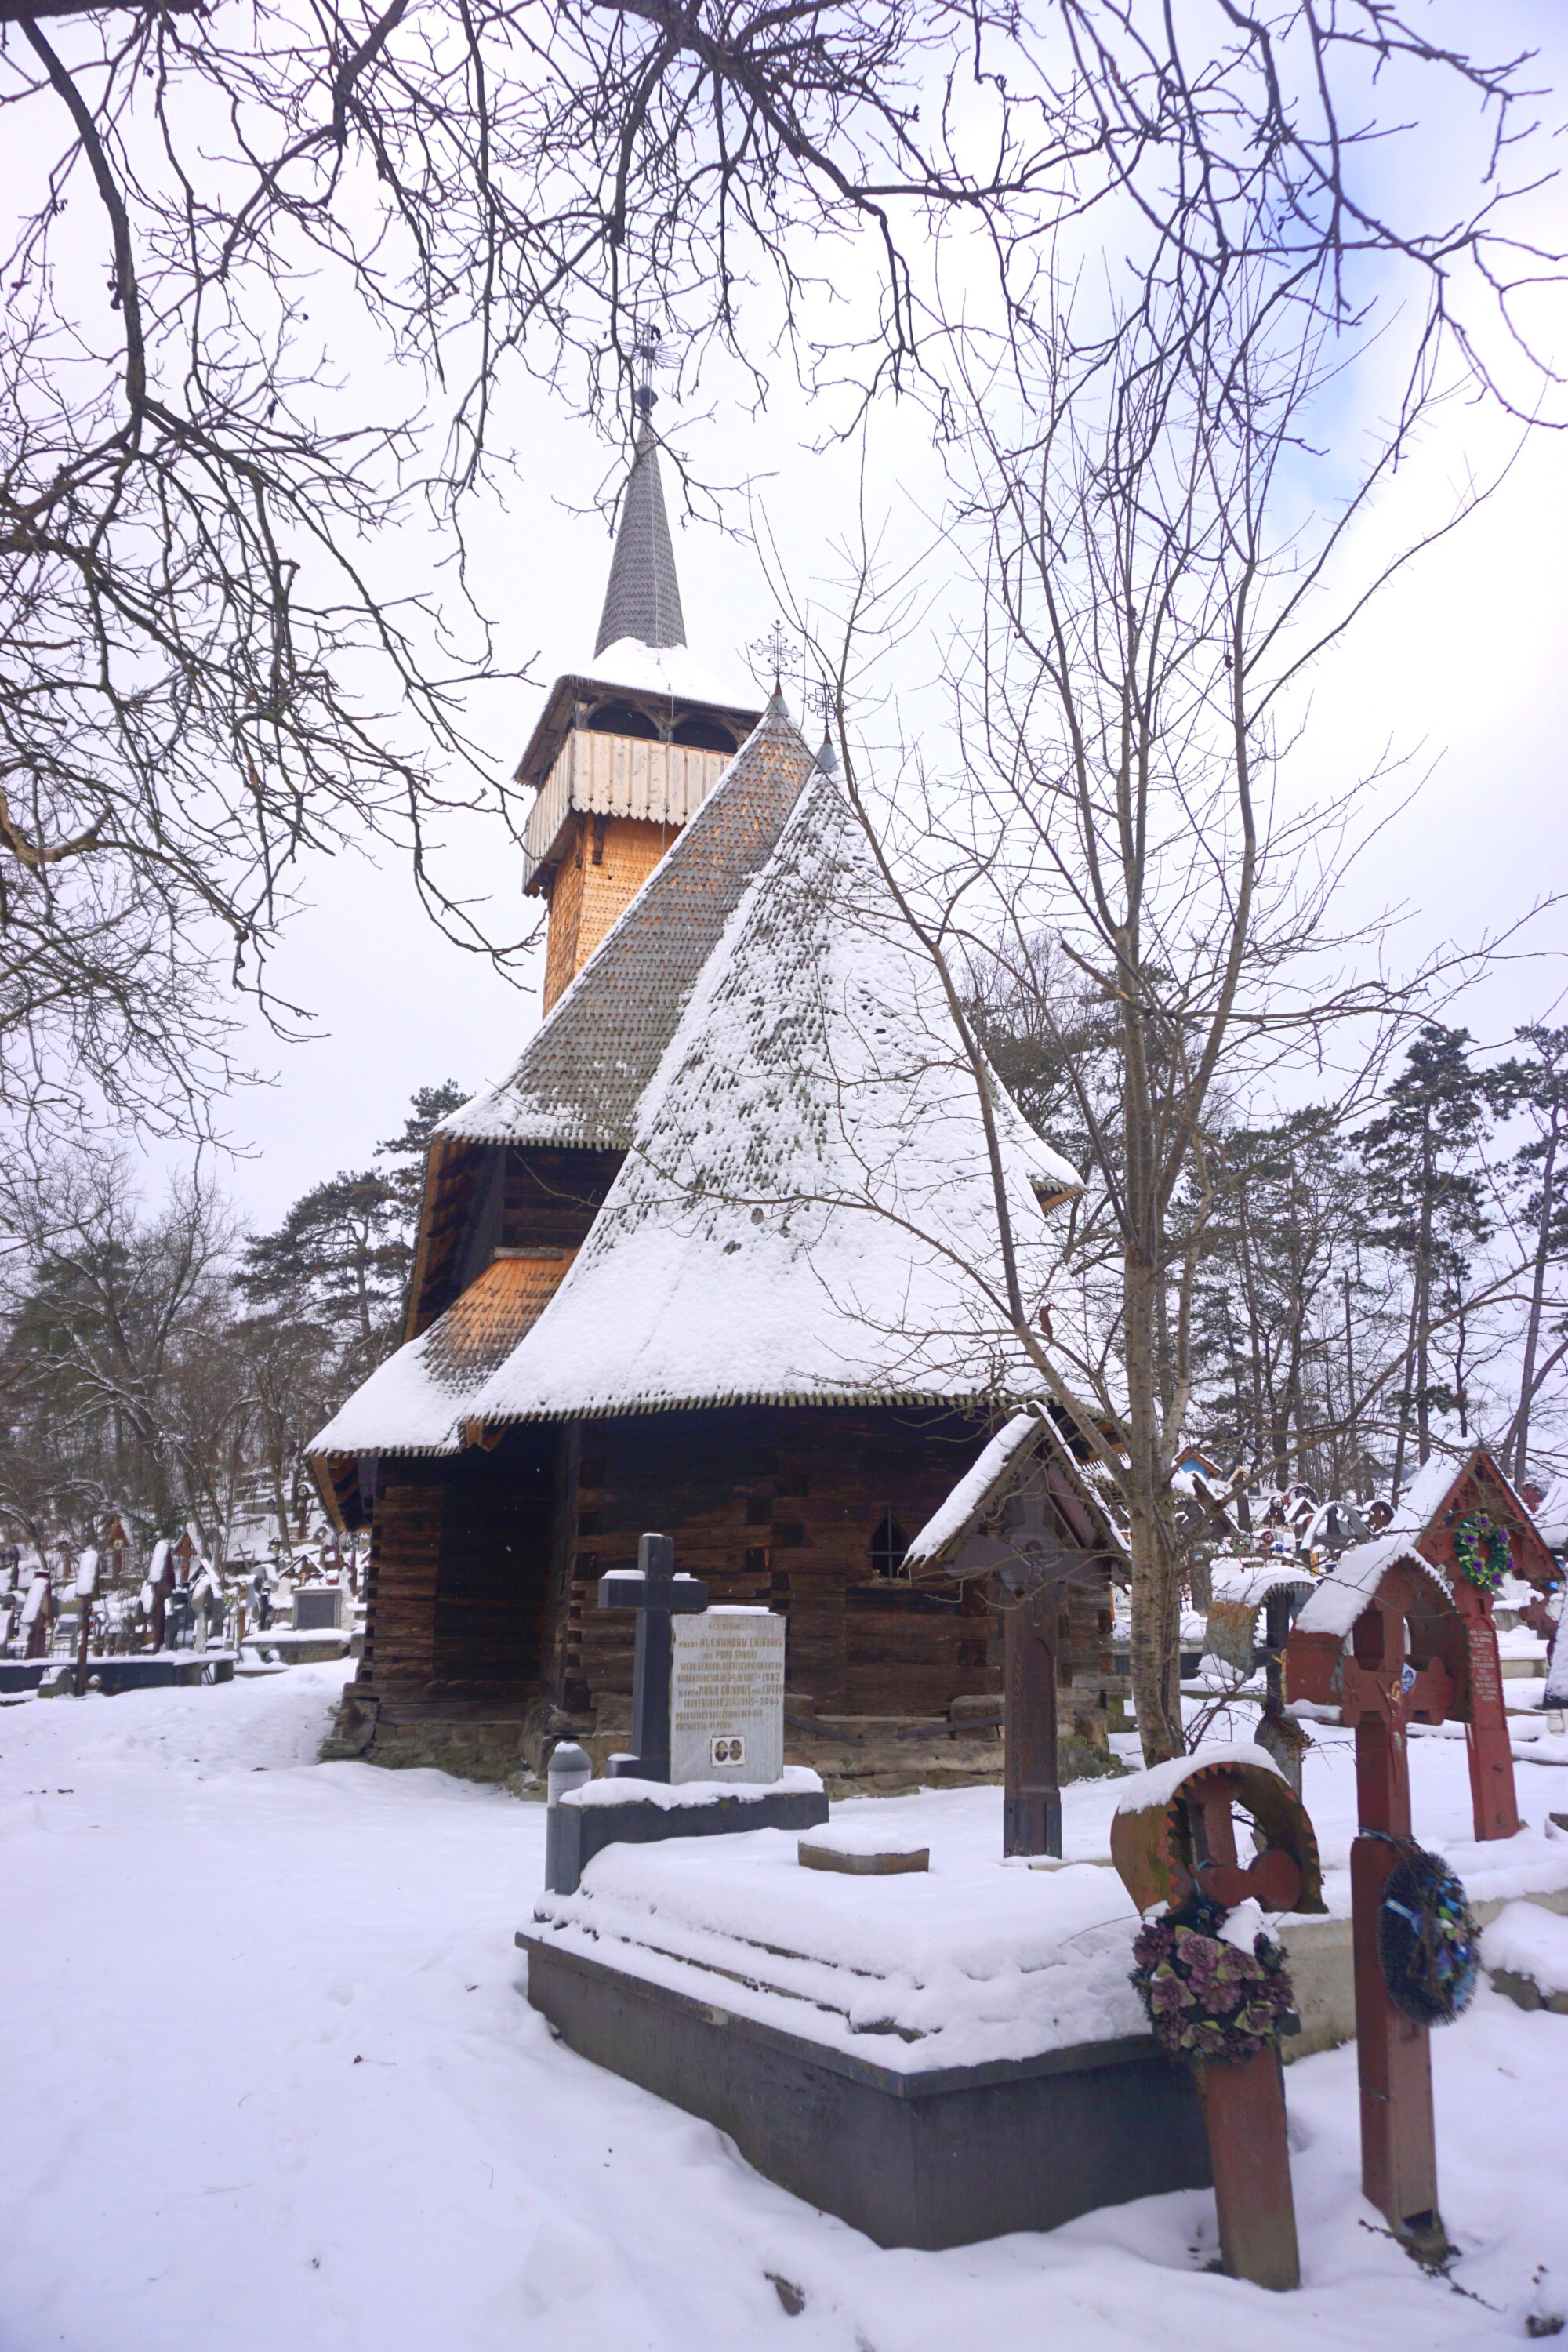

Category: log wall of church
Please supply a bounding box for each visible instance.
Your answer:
[558,1404,1041,1719]
[359,1428,560,1697]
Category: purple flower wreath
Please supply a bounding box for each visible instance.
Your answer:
[1131,1915,1299,2065]
[1451,1512,1510,1597]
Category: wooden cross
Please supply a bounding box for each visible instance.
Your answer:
[598,1533,709,1781]
[1287,1566,1461,2256]
[1177,1773,1301,2293]
[1003,1573,1062,1857]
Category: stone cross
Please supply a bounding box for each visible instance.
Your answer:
[598,1532,709,1781]
[1287,1560,1461,2259]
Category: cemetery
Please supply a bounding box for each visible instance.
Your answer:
[4,77,1568,2343]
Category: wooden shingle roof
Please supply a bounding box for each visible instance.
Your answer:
[462,762,1083,1421]
[439,704,815,1155]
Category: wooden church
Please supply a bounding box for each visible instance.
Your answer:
[310,409,1121,1783]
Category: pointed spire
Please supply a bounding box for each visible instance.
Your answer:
[595,406,686,657]
[815,731,839,775]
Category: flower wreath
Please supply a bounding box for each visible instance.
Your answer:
[1452,1512,1511,1595]
[1131,1893,1301,2066]
[1377,1840,1479,2027]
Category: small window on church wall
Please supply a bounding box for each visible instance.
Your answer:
[586,699,657,739]
[870,1508,909,1580]
[671,716,736,753]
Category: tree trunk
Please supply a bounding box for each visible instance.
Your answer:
[1515,1112,1561,1483]
[1125,1250,1183,1763]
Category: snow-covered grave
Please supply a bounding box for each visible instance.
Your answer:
[8,1666,1568,2347]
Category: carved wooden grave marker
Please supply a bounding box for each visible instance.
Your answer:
[1287,1545,1469,2257]
[1399,1448,1557,1842]
[1112,1751,1324,2292]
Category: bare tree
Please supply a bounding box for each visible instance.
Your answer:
[1,4,1555,1128]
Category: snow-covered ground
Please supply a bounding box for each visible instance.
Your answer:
[3,1667,1568,2351]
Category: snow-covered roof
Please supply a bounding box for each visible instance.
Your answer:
[1293,1537,1452,1642]
[462,764,1082,1422]
[441,705,813,1151]
[586,638,751,709]
[1210,1565,1317,1611]
[310,1250,577,1457]
[1388,1454,1469,1537]
[902,1411,1044,1572]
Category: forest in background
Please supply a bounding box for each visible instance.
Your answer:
[2,1005,1563,1559]
[0,1083,460,1556]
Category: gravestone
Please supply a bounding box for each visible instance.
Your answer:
[601,1532,709,1780]
[542,1531,826,1893]
[293,1586,346,1633]
[670,1606,785,1784]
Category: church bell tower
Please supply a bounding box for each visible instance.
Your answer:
[516,366,760,1011]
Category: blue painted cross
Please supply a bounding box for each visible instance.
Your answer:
[597,1532,709,1780]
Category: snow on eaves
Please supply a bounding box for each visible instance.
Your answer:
[1387,1454,1461,1538]
[1294,1536,1452,1642]
[307,1330,468,1458]
[586,637,753,710]
[464,767,1082,1424]
[903,1410,1044,1571]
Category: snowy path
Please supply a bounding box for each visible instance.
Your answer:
[2,1669,1567,2351]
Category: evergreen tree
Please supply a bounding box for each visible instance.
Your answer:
[238,1080,464,1381]
[1356,1026,1501,1489]
[1493,1025,1568,1482]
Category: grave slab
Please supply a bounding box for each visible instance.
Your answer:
[521,1817,1210,2246]
[544,1768,828,1894]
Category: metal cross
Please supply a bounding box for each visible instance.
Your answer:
[750,620,794,692]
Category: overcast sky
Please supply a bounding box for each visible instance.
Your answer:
[98,4,1568,1233]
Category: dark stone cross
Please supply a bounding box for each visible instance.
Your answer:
[598,1532,709,1781]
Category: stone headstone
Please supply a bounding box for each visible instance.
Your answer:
[293,1586,345,1632]
[670,1606,785,1784]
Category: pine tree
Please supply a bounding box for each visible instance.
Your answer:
[1356,1026,1501,1488]
[1493,1025,1568,1482]
[238,1080,464,1381]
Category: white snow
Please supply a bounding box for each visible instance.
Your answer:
[7,1671,1568,2347]
[1388,1454,1465,1537]
[1535,1474,1568,1552]
[799,1821,930,1858]
[1482,1900,1568,1997]
[1112,1740,1286,1817]
[1210,1566,1318,1610]
[1547,1612,1568,1711]
[535,1830,1145,2067]
[465,768,1082,1421]
[902,1410,1041,1570]
[564,1763,823,1809]
[1294,1537,1451,1641]
[577,637,755,710]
